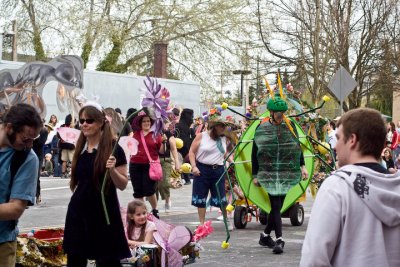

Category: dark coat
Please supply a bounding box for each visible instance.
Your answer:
[175,109,194,157]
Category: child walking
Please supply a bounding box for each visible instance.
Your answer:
[126,200,157,248]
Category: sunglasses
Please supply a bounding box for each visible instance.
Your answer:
[79,118,95,124]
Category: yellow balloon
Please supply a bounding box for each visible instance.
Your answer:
[226,204,234,212]
[317,142,330,155]
[175,138,184,149]
[180,163,192,174]
[221,241,230,249]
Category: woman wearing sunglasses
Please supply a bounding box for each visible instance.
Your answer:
[63,104,130,267]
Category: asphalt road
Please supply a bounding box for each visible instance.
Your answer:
[19,177,314,267]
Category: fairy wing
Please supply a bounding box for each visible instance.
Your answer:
[57,127,81,145]
[168,226,191,250]
[118,136,139,155]
[148,213,174,241]
[153,231,167,251]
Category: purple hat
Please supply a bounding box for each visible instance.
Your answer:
[131,110,154,131]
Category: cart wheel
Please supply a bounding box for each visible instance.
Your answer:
[290,203,304,226]
[234,206,248,229]
[259,209,268,225]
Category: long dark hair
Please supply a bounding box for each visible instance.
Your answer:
[390,122,396,133]
[126,200,148,242]
[70,106,114,191]
[2,103,42,132]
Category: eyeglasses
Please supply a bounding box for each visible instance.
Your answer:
[79,118,95,124]
[21,133,40,144]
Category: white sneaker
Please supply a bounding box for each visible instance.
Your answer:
[227,219,234,231]
[165,201,171,212]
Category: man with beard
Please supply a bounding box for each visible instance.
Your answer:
[175,108,194,185]
[0,103,42,266]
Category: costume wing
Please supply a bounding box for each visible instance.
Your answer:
[118,136,139,162]
[153,225,191,267]
[57,127,81,145]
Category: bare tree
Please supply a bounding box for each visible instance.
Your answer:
[256,0,398,110]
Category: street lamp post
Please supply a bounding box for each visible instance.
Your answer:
[233,70,252,109]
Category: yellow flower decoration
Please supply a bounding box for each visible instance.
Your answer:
[322,95,330,102]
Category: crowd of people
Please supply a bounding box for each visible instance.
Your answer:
[1,97,400,266]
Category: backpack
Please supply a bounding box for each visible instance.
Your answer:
[8,149,30,201]
[6,149,30,230]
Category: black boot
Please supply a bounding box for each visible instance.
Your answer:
[152,209,160,219]
[259,233,275,248]
[272,239,285,254]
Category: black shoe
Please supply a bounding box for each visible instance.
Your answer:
[272,239,285,254]
[152,209,160,219]
[184,181,191,185]
[259,233,275,248]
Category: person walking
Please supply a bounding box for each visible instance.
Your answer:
[175,108,195,185]
[32,124,48,204]
[63,104,130,266]
[0,103,42,266]
[189,110,233,227]
[300,108,400,267]
[252,96,308,254]
[129,109,165,219]
[59,114,75,178]
[157,118,181,212]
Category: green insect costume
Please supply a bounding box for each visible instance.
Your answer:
[252,97,302,196]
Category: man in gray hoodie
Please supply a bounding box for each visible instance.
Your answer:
[300,108,400,267]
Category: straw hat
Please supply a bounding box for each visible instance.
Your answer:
[44,123,54,131]
[206,108,235,128]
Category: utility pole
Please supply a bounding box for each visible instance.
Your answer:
[256,56,260,96]
[11,20,17,61]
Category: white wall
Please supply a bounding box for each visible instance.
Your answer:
[0,60,200,122]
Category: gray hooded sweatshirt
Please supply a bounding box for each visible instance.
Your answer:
[300,164,400,267]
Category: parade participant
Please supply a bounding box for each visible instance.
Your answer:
[157,118,181,212]
[189,109,233,228]
[32,123,48,204]
[300,108,400,267]
[126,199,156,248]
[176,108,195,185]
[252,96,308,254]
[130,109,165,219]
[0,103,42,266]
[59,114,75,178]
[63,104,130,267]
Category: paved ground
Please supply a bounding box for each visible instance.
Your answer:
[19,177,314,266]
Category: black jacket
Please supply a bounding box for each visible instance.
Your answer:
[175,109,194,157]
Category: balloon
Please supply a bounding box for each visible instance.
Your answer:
[317,142,330,155]
[175,138,184,149]
[180,163,192,174]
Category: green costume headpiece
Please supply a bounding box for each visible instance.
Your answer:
[267,96,288,112]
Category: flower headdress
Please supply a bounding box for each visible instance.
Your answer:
[141,75,170,137]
